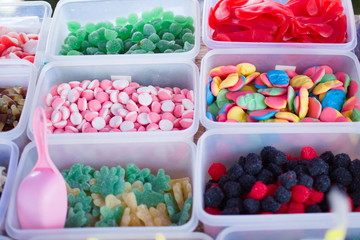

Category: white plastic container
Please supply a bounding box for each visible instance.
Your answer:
[30,232,212,240]
[0,60,37,149]
[27,59,199,142]
[0,236,12,240]
[0,140,19,234]
[6,138,198,240]
[202,0,357,51]
[216,226,360,240]
[199,48,360,130]
[195,128,360,237]
[0,1,52,69]
[46,0,200,62]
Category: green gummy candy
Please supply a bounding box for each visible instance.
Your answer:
[174,197,193,225]
[352,108,360,121]
[104,29,118,41]
[162,32,175,41]
[128,13,138,25]
[90,166,125,197]
[133,182,164,208]
[95,205,123,227]
[86,47,99,55]
[94,51,105,55]
[174,49,185,53]
[183,41,194,52]
[97,40,108,53]
[62,163,94,191]
[162,11,174,21]
[174,15,187,26]
[161,21,172,31]
[156,40,174,53]
[131,31,144,43]
[175,39,184,47]
[141,11,153,22]
[106,39,123,54]
[131,49,147,54]
[85,23,97,33]
[60,44,72,55]
[81,40,92,50]
[148,169,171,193]
[164,193,179,220]
[123,39,133,52]
[150,18,162,32]
[163,49,174,53]
[125,163,151,183]
[184,24,195,33]
[76,28,87,42]
[186,16,194,25]
[171,44,182,51]
[140,38,156,51]
[143,24,156,36]
[151,7,163,18]
[208,102,220,117]
[67,21,81,33]
[320,74,337,83]
[118,26,132,40]
[68,191,93,213]
[148,33,160,43]
[182,33,194,44]
[237,93,266,111]
[133,20,146,33]
[65,35,81,50]
[65,207,89,228]
[115,16,128,26]
[179,28,193,39]
[169,23,182,36]
[88,31,101,46]
[216,89,231,109]
[96,21,114,29]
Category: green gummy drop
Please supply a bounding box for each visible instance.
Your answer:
[115,16,128,26]
[156,40,173,53]
[94,51,105,55]
[67,21,81,33]
[150,18,162,32]
[128,13,138,25]
[81,40,92,50]
[208,102,220,117]
[163,49,174,53]
[143,24,156,36]
[161,21,172,31]
[184,24,195,33]
[96,21,113,29]
[96,28,106,40]
[86,47,99,55]
[171,44,182,51]
[175,39,184,47]
[169,23,182,36]
[151,7,163,18]
[76,28,87,42]
[106,39,123,54]
[97,40,108,52]
[118,26,131,40]
[237,93,266,111]
[162,32,175,41]
[67,50,83,56]
[162,11,174,21]
[88,31,100,45]
[174,49,185,53]
[179,28,193,39]
[85,23,97,33]
[141,11,153,22]
[186,16,194,25]
[132,49,147,54]
[183,41,194,52]
[123,39,133,52]
[104,29,118,41]
[65,35,81,50]
[148,33,160,43]
[140,38,155,51]
[216,89,231,109]
[60,44,71,55]
[133,20,146,33]
[182,33,194,44]
[174,15,187,26]
[352,108,360,121]
[131,31,144,43]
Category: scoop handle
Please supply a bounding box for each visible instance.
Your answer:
[33,107,54,170]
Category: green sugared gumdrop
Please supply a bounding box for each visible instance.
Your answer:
[62,163,94,191]
[352,108,360,121]
[59,44,72,55]
[129,43,140,51]
[133,20,146,33]
[162,32,175,41]
[174,15,187,26]
[237,93,266,110]
[95,205,123,227]
[128,13,139,25]
[216,89,231,109]
[86,47,99,55]
[118,26,132,40]
[151,7,163,18]
[123,39,133,52]
[170,44,181,51]
[85,23,96,33]
[67,21,81,33]
[141,11,152,22]
[88,31,100,46]
[106,39,123,54]
[175,39,184,47]
[90,166,126,197]
[179,28,193,39]
[186,16,194,25]
[65,207,89,227]
[148,33,160,43]
[183,41,194,52]
[157,30,167,38]
[169,23,182,36]
[96,28,106,40]
[104,29,118,40]
[164,193,179,220]
[96,21,113,29]
[182,33,194,44]
[131,31,144,43]
[150,18,162,32]
[148,169,171,193]
[68,191,93,213]
[163,49,174,53]
[174,49,185,53]
[140,38,155,51]
[156,40,174,53]
[76,28,87,42]
[81,40,92,50]
[162,11,174,21]
[116,16,128,26]
[132,49,147,54]
[133,182,165,208]
[97,40,108,53]
[94,51,105,55]
[208,102,220,117]
[125,163,151,183]
[65,35,81,50]
[143,24,156,36]
[161,21,172,31]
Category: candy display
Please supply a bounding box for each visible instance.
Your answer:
[208,0,347,43]
[62,163,192,227]
[44,77,194,133]
[60,7,195,55]
[204,146,360,215]
[0,86,27,132]
[206,63,359,122]
[0,166,6,196]
[0,26,38,62]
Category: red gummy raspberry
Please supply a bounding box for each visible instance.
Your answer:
[208,163,226,181]
[355,207,360,212]
[205,207,221,215]
[308,189,324,205]
[248,181,268,200]
[301,146,318,160]
[291,185,311,203]
[277,203,289,213]
[266,184,278,196]
[287,201,305,213]
[286,153,295,160]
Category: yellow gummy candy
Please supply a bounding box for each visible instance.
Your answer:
[319,92,326,102]
[240,84,257,92]
[312,80,343,95]
[220,73,239,89]
[275,111,300,122]
[227,106,247,122]
[210,76,221,97]
[342,110,352,118]
[290,75,313,89]
[298,87,309,119]
[236,63,256,76]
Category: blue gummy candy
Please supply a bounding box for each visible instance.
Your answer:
[321,89,346,111]
[206,82,214,105]
[219,103,231,114]
[208,76,213,83]
[254,83,268,89]
[206,111,216,121]
[250,110,279,121]
[267,70,289,86]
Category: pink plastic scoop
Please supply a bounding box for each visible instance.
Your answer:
[16,107,67,229]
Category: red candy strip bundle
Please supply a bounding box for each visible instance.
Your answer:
[209,0,347,43]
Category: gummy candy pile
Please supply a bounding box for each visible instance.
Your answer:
[45,77,194,133]
[62,163,192,227]
[0,166,6,197]
[60,7,195,56]
[204,146,360,215]
[206,63,359,122]
[0,26,38,62]
[208,0,347,43]
[0,86,27,131]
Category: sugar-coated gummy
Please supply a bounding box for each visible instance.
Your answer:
[278,171,297,189]
[244,153,263,175]
[333,153,351,168]
[226,163,244,180]
[274,186,291,204]
[265,163,283,177]
[330,167,352,186]
[243,198,260,214]
[261,196,280,213]
[257,169,274,185]
[307,158,329,176]
[297,173,314,188]
[238,174,256,191]
[350,159,360,179]
[223,181,242,198]
[204,186,224,208]
[314,174,331,192]
[225,198,242,209]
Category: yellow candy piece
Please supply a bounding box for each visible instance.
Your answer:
[260,119,289,122]
[236,63,256,76]
[342,110,353,118]
[210,76,221,97]
[319,92,326,102]
[298,87,309,119]
[220,73,239,89]
[312,80,343,95]
[65,182,80,196]
[156,233,167,240]
[240,84,257,92]
[227,106,248,122]
[105,194,122,209]
[290,75,313,90]
[275,112,300,122]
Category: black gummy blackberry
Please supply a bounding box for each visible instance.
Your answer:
[348,177,360,193]
[266,163,283,176]
[257,169,274,185]
[239,174,257,192]
[333,153,351,168]
[206,179,217,191]
[244,153,263,175]
[330,167,352,186]
[243,198,260,214]
[350,189,360,207]
[261,146,287,165]
[223,181,242,198]
[274,185,291,204]
[293,164,309,176]
[350,159,360,179]
[319,151,335,164]
[284,159,298,171]
[314,174,331,192]
[297,173,314,188]
[218,174,230,189]
[226,164,244,180]
[306,204,322,213]
[307,157,329,176]
[221,207,240,215]
[204,186,224,208]
[225,198,242,209]
[278,171,297,189]
[261,196,281,213]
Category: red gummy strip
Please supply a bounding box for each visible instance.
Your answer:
[301,146,318,160]
[208,163,226,181]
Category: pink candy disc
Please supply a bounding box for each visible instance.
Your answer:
[138,92,153,106]
[126,100,139,112]
[319,107,342,122]
[51,110,62,123]
[179,118,193,129]
[120,120,134,132]
[125,111,138,122]
[182,99,194,110]
[88,99,101,112]
[161,100,175,112]
[137,113,149,125]
[109,116,123,128]
[51,97,65,110]
[307,97,322,119]
[91,117,106,130]
[159,119,174,131]
[158,89,172,101]
[87,79,100,90]
[264,96,287,109]
[174,104,184,118]
[148,112,161,124]
[95,91,109,103]
[113,79,129,90]
[82,90,95,101]
[118,92,130,104]
[77,98,88,111]
[100,79,112,90]
[70,112,83,125]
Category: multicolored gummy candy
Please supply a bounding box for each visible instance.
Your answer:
[208,0,347,43]
[62,163,192,227]
[206,63,359,122]
[204,146,360,215]
[60,7,195,56]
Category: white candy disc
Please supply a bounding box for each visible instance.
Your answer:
[109,116,123,128]
[70,112,83,125]
[138,93,152,106]
[91,117,106,130]
[161,100,175,112]
[113,79,129,90]
[120,121,134,132]
[159,119,173,131]
[182,99,194,110]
